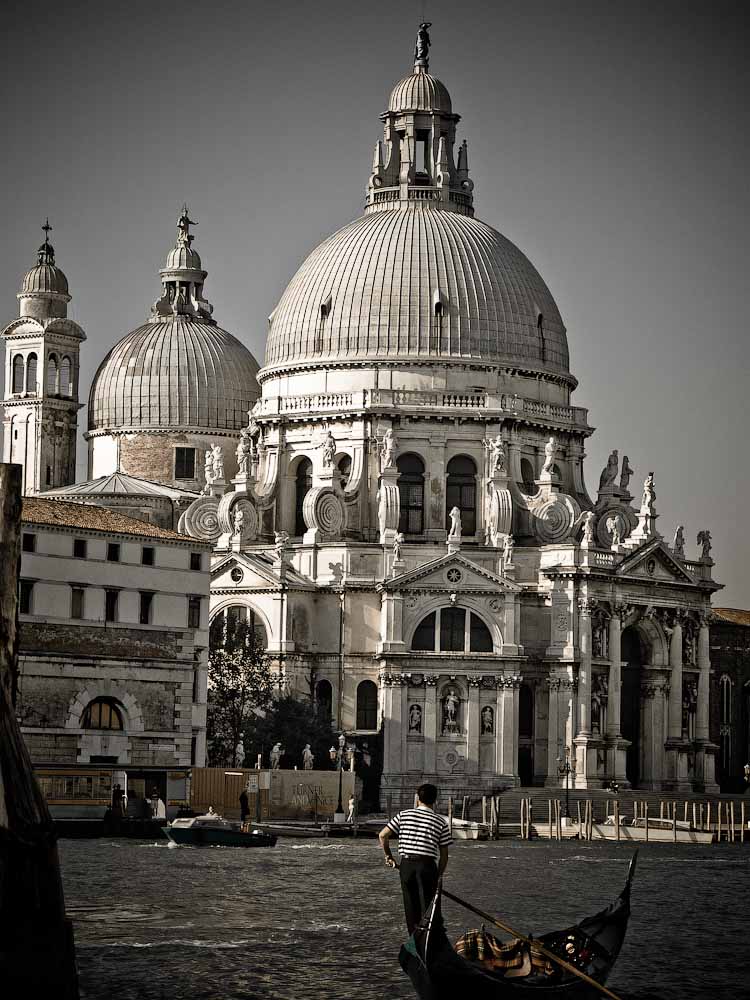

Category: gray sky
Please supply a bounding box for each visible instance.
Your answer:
[1,0,746,607]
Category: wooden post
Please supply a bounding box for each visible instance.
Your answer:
[741,801,746,844]
[699,802,704,831]
[683,801,688,823]
[730,801,736,843]
[659,800,664,820]
[576,799,582,833]
[482,796,487,826]
[717,802,722,842]
[548,799,552,840]
[461,794,468,821]
[0,464,79,999]
[614,799,620,842]
[528,798,533,840]
[692,802,697,830]
[707,802,711,837]
[644,800,649,842]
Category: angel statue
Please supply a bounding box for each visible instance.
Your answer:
[274,530,290,560]
[232,507,245,538]
[697,530,712,561]
[414,21,432,67]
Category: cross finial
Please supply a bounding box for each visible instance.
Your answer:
[42,218,52,239]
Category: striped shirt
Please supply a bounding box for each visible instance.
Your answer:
[386,807,452,861]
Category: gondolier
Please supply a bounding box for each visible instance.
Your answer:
[379,783,452,933]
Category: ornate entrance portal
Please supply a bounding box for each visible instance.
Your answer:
[621,627,644,786]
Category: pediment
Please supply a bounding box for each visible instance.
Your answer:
[615,539,696,585]
[382,551,522,594]
[211,552,315,592]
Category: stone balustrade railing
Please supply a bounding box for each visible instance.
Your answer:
[256,388,589,427]
[591,550,616,568]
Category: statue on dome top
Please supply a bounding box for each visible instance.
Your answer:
[414,22,432,69]
[177,204,197,245]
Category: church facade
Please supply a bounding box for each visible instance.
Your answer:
[2,29,723,806]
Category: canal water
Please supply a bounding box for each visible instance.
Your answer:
[59,837,749,1000]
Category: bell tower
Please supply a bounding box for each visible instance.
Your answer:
[1,223,85,494]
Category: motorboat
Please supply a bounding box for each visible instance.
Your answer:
[162,812,277,847]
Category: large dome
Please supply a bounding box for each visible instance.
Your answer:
[89,318,259,433]
[263,209,569,377]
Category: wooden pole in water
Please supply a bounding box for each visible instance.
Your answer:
[717,802,722,842]
[659,800,664,820]
[461,794,468,821]
[730,801,736,843]
[692,802,697,830]
[741,801,746,844]
[482,795,487,826]
[548,799,552,840]
[0,464,79,999]
[576,799,582,832]
[707,802,711,836]
[614,799,620,842]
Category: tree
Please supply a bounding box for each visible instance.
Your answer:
[244,694,336,771]
[206,620,275,767]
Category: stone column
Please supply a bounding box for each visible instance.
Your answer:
[577,600,593,735]
[545,677,561,785]
[695,620,710,741]
[497,676,519,777]
[606,611,622,739]
[423,675,438,775]
[466,677,481,774]
[667,619,683,740]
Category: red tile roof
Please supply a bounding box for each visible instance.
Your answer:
[22,497,207,544]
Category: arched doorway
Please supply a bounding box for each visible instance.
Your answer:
[356,680,378,730]
[295,458,313,536]
[621,626,645,786]
[316,679,333,719]
[518,683,534,785]
[446,455,477,535]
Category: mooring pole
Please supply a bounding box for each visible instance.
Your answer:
[0,463,79,997]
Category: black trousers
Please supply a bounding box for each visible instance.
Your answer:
[399,855,439,934]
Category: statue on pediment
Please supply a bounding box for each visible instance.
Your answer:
[598,449,619,491]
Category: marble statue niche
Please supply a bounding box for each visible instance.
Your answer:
[408,704,422,734]
[605,513,625,546]
[481,705,494,735]
[442,687,460,735]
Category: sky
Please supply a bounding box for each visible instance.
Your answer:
[0,0,747,607]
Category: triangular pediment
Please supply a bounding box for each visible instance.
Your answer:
[615,538,696,585]
[211,552,315,591]
[381,551,521,593]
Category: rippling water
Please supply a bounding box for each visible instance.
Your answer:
[58,837,749,1000]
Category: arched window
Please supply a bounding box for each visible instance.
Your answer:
[59,356,72,397]
[356,680,378,730]
[82,698,123,731]
[12,355,24,393]
[397,454,425,535]
[295,457,313,536]
[446,455,477,535]
[209,605,268,651]
[47,353,59,395]
[26,353,38,394]
[338,454,351,489]
[411,608,494,653]
[316,679,333,719]
[520,457,535,493]
[519,684,534,740]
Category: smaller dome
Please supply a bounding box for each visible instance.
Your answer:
[21,261,69,296]
[388,68,452,114]
[164,243,203,271]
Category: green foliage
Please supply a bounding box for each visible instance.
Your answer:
[243,694,336,770]
[206,620,275,767]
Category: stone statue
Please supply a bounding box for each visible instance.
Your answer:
[203,449,214,491]
[177,204,196,244]
[234,739,244,766]
[541,436,557,476]
[481,706,494,735]
[393,531,404,562]
[302,744,314,770]
[270,743,283,769]
[320,430,336,468]
[232,507,244,537]
[598,449,619,491]
[619,455,634,492]
[697,530,712,561]
[581,511,596,545]
[408,704,422,733]
[606,513,624,546]
[274,530,290,560]
[380,428,398,471]
[673,525,685,558]
[503,533,515,564]
[211,444,225,482]
[442,687,459,735]
[448,506,462,541]
[641,472,655,513]
[484,434,506,474]
[414,21,432,67]
[236,428,252,477]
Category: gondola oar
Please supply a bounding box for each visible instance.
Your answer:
[440,886,625,1000]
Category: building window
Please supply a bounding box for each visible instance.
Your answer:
[411,608,494,653]
[209,605,267,649]
[338,454,352,489]
[446,455,477,536]
[60,356,72,397]
[175,447,196,480]
[46,466,51,486]
[139,591,154,625]
[107,543,120,562]
[26,353,38,394]
[190,551,202,571]
[295,458,313,536]
[356,680,378,730]
[397,454,425,535]
[73,538,87,559]
[188,595,202,629]
[12,354,24,393]
[71,586,85,620]
[82,698,123,731]
[47,353,59,395]
[19,580,34,615]
[105,589,118,622]
[316,679,333,719]
[192,669,199,703]
[22,532,36,553]
[191,736,197,765]
[520,457,536,493]
[142,546,155,566]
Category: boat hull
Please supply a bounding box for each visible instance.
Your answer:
[163,827,277,848]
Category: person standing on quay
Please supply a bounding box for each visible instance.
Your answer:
[239,788,249,829]
[378,783,452,933]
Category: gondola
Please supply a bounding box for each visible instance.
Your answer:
[399,852,637,999]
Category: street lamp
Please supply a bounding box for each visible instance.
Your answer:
[556,747,573,820]
[329,732,347,823]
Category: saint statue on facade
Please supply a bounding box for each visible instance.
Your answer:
[211,444,225,482]
[641,472,655,513]
[321,430,336,468]
[302,744,314,770]
[673,525,685,558]
[598,449,619,491]
[442,687,460,735]
[177,204,196,245]
[232,507,244,538]
[619,455,634,492]
[541,436,557,476]
[605,513,624,546]
[484,434,505,474]
[503,533,515,565]
[393,531,404,562]
[481,706,494,734]
[203,449,214,492]
[697,530,712,561]
[380,428,398,471]
[236,428,252,477]
[581,511,596,545]
[408,704,422,733]
[448,506,462,541]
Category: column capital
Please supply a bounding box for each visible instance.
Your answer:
[578,597,596,617]
[612,602,629,623]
